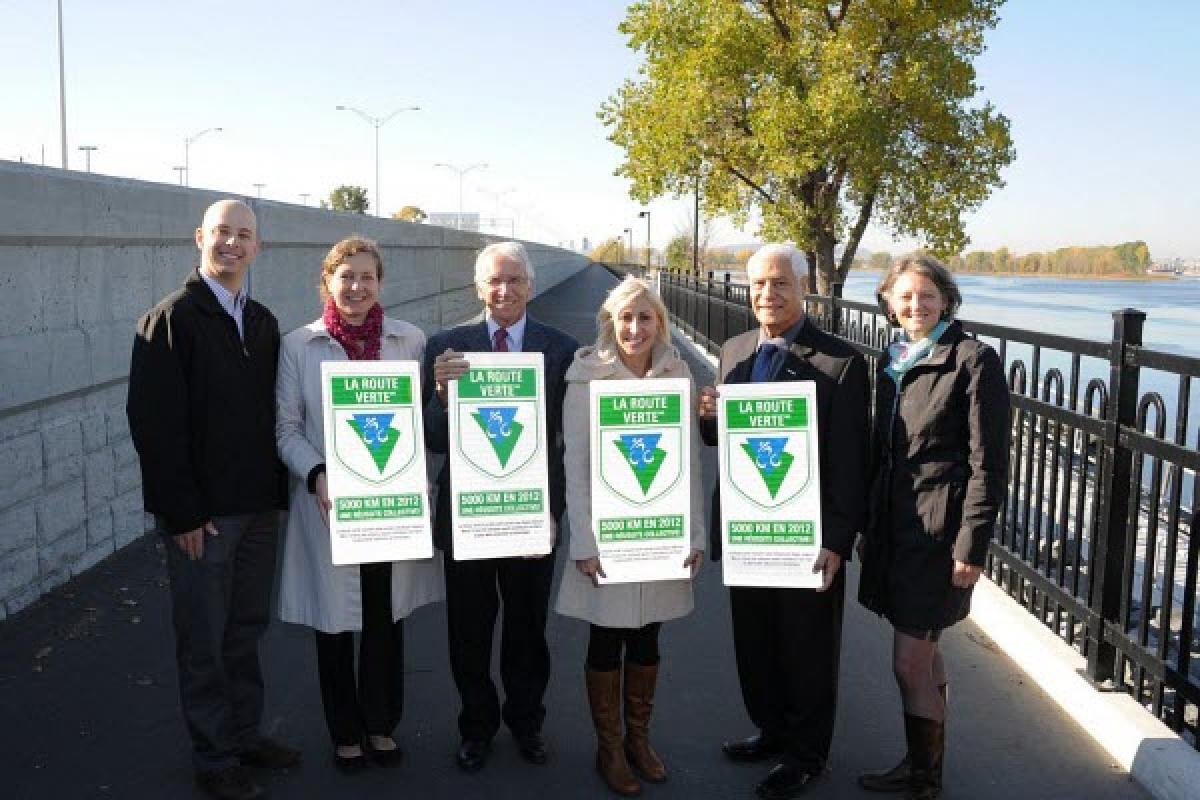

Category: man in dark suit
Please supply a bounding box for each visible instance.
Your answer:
[126,199,297,800]
[698,244,869,800]
[422,241,578,772]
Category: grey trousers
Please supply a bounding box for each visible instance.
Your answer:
[162,511,279,772]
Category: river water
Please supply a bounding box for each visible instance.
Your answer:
[840,271,1200,359]
[841,271,1200,506]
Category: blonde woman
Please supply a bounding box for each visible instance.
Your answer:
[555,276,705,796]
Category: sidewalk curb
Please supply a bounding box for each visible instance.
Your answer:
[670,322,1198,800]
[971,579,1199,800]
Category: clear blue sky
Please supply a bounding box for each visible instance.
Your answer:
[2,0,1196,259]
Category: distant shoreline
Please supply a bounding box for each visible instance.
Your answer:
[852,267,1176,282]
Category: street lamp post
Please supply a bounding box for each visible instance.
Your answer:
[434,162,488,230]
[336,104,420,217]
[300,193,310,206]
[184,127,223,187]
[56,0,67,169]
[638,211,651,271]
[253,183,266,199]
[77,145,97,172]
[623,228,633,266]
[172,166,186,185]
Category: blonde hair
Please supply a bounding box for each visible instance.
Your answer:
[595,276,670,353]
[318,236,383,300]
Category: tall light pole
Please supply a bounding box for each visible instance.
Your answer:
[253,183,266,198]
[434,162,488,229]
[300,193,310,206]
[172,166,186,185]
[638,211,651,271]
[623,227,633,265]
[56,0,67,168]
[77,145,97,172]
[336,104,420,217]
[184,127,223,187]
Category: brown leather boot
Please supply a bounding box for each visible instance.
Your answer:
[904,714,944,800]
[623,662,667,783]
[587,668,641,796]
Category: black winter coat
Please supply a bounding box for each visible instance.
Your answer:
[126,270,287,535]
[858,321,1010,624]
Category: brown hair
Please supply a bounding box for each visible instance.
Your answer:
[319,236,384,300]
[875,253,962,322]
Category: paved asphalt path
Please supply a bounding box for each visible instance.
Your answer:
[1,263,1147,799]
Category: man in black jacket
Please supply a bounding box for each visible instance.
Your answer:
[422,242,578,772]
[699,244,869,800]
[126,199,295,800]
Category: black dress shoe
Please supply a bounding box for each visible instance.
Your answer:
[755,763,820,800]
[195,765,265,800]
[514,731,548,764]
[238,736,302,770]
[332,749,370,775]
[364,737,404,768]
[456,738,491,772]
[722,732,783,763]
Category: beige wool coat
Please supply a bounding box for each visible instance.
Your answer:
[553,343,706,629]
[276,316,443,633]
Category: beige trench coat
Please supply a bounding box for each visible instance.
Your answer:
[276,316,443,633]
[553,343,706,629]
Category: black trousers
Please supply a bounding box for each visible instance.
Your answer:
[162,511,279,772]
[443,552,555,741]
[729,572,845,771]
[314,562,405,746]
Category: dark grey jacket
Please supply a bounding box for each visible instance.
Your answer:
[700,317,870,560]
[126,270,286,535]
[866,321,1010,567]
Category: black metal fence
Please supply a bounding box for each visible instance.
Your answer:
[652,269,1200,745]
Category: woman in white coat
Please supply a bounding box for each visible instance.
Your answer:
[276,236,442,773]
[554,276,705,796]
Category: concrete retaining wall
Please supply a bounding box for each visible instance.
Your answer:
[0,161,589,618]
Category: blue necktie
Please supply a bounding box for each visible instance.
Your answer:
[751,343,779,383]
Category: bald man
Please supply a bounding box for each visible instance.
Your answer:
[128,199,295,800]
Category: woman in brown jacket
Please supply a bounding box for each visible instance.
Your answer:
[857,255,1010,800]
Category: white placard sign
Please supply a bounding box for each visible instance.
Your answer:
[321,360,433,565]
[589,379,692,584]
[448,352,552,560]
[718,381,823,588]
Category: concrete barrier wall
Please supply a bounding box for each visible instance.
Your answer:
[0,161,589,618]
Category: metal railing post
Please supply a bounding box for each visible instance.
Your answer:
[1085,308,1145,683]
[830,282,844,336]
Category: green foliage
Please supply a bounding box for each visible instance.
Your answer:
[590,238,623,264]
[664,233,693,272]
[392,205,427,222]
[322,185,370,214]
[601,0,1014,294]
[867,251,892,271]
[945,241,1152,276]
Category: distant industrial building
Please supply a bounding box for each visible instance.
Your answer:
[428,211,480,232]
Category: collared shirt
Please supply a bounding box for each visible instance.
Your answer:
[754,314,806,381]
[199,269,247,340]
[486,313,527,353]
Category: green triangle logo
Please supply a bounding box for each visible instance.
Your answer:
[614,433,667,495]
[471,406,524,468]
[740,437,794,499]
[347,414,401,474]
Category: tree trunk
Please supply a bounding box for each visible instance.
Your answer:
[813,235,838,296]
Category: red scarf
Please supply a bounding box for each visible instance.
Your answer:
[323,297,383,361]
